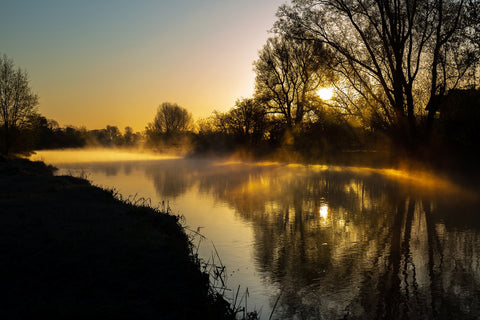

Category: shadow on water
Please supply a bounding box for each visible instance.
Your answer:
[58,157,480,319]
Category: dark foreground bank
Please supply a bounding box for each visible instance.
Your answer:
[0,157,231,319]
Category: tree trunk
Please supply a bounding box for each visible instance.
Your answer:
[3,123,10,155]
[405,84,417,147]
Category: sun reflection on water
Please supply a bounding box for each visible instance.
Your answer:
[319,204,329,220]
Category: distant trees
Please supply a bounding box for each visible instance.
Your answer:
[146,102,193,146]
[276,0,480,144]
[213,98,268,144]
[78,125,142,148]
[90,125,123,146]
[123,126,136,146]
[146,103,192,136]
[30,119,142,150]
[192,98,271,154]
[0,54,39,154]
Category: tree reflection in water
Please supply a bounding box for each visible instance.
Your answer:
[62,159,480,319]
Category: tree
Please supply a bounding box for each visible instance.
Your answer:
[214,98,267,144]
[254,35,331,130]
[146,102,192,136]
[276,0,480,145]
[0,54,39,154]
[123,126,137,146]
[145,103,193,146]
[104,125,121,146]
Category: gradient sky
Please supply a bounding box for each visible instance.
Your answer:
[1,0,286,131]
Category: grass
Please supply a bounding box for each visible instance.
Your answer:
[0,156,236,319]
[185,226,269,320]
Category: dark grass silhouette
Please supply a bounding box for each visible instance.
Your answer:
[0,157,231,319]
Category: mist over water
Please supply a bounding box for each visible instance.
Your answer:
[31,149,181,164]
[35,150,480,319]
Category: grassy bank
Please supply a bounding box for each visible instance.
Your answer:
[0,157,231,319]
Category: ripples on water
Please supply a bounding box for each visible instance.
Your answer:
[33,150,480,319]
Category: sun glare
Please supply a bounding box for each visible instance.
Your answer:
[318,87,334,100]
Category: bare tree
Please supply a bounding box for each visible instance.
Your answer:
[0,54,39,154]
[276,0,480,143]
[146,102,193,136]
[145,103,193,147]
[254,35,331,130]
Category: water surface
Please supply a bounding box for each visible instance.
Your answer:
[33,150,480,319]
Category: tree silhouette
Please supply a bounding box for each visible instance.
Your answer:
[213,98,267,145]
[146,102,192,136]
[254,35,331,130]
[276,0,480,144]
[123,126,137,146]
[0,54,39,154]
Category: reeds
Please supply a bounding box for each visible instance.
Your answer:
[77,179,265,319]
[184,228,265,320]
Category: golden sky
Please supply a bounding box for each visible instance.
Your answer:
[1,0,286,131]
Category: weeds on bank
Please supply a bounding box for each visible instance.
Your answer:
[186,228,264,320]
[65,169,90,181]
[78,179,267,319]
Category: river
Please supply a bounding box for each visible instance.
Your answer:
[32,149,480,319]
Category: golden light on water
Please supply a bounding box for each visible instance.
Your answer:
[215,160,280,167]
[30,150,472,200]
[319,204,329,220]
[318,87,334,100]
[211,159,468,196]
[30,149,180,165]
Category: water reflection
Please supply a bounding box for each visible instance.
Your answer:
[53,157,480,319]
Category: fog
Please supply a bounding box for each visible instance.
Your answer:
[30,148,181,165]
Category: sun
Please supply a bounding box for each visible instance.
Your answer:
[318,87,334,100]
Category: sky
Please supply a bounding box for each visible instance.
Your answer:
[1,0,287,131]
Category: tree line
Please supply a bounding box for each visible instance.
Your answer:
[161,0,480,164]
[2,0,479,166]
[0,54,143,154]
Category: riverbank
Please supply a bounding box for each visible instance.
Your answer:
[0,157,231,319]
